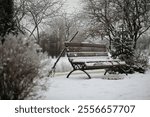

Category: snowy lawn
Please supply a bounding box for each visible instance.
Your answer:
[42,70,150,100]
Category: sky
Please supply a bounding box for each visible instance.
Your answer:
[64,0,82,13]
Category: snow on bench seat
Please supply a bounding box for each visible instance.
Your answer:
[85,61,126,67]
[71,57,110,62]
[70,57,121,63]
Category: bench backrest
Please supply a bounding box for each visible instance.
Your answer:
[65,42,108,58]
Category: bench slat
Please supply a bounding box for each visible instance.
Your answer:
[68,52,108,57]
[70,57,112,63]
[66,47,107,52]
[65,42,106,48]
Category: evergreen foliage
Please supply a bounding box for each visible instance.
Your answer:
[112,31,134,62]
[112,31,149,73]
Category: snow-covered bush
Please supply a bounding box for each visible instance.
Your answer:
[111,32,149,74]
[0,35,40,99]
[137,34,150,53]
[111,49,149,74]
[112,35,134,61]
[131,50,149,73]
[39,52,52,77]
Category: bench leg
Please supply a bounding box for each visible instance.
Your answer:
[104,69,108,75]
[120,67,128,76]
[67,69,91,79]
[67,69,76,78]
[82,70,91,79]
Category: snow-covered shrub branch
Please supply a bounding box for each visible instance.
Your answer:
[39,52,53,77]
[132,50,149,73]
[111,31,149,74]
[0,35,40,99]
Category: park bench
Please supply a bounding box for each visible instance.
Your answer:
[64,42,127,79]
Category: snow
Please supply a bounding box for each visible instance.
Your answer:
[71,56,110,62]
[52,57,72,72]
[41,70,150,100]
[85,61,125,66]
[37,56,150,100]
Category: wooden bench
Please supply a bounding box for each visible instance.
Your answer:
[65,42,127,79]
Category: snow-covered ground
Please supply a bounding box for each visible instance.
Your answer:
[38,56,150,100]
[41,70,150,100]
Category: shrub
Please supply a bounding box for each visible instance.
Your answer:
[0,35,40,99]
[39,52,53,77]
[112,33,149,74]
[131,50,149,73]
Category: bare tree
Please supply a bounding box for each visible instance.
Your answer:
[117,0,150,49]
[38,13,84,57]
[14,0,64,43]
[83,0,150,49]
